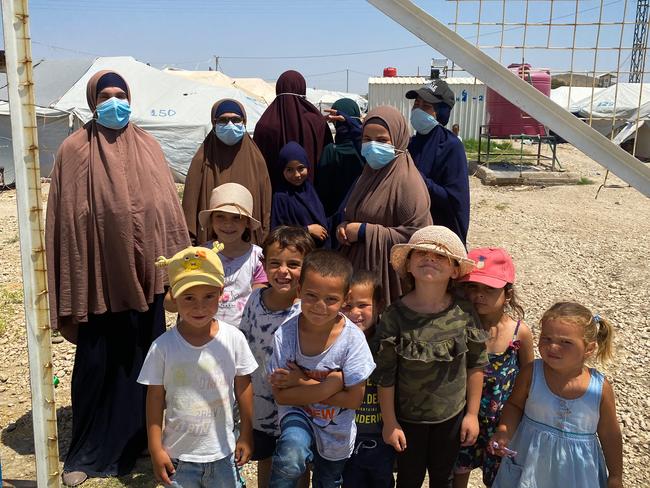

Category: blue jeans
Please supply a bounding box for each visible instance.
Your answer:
[168,454,243,488]
[270,413,348,488]
[342,437,395,488]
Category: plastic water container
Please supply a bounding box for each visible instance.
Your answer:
[486,64,551,137]
[383,67,398,77]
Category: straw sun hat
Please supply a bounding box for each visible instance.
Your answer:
[198,182,261,231]
[390,225,475,278]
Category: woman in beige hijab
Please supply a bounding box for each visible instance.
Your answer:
[46,70,189,486]
[338,106,432,305]
[182,98,271,245]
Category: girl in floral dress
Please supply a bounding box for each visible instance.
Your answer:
[453,248,534,487]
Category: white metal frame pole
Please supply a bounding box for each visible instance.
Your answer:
[368,0,650,197]
[1,0,61,486]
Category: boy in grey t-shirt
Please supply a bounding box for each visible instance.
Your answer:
[267,250,375,487]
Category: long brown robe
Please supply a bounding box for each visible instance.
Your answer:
[45,70,190,332]
[253,70,333,189]
[341,106,433,305]
[182,99,272,245]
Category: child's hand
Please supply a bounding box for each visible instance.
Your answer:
[307,224,328,241]
[269,362,307,389]
[325,370,344,389]
[460,413,479,446]
[150,448,175,485]
[235,433,253,466]
[488,430,511,456]
[382,421,407,452]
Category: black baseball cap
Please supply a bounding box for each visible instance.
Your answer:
[405,79,455,108]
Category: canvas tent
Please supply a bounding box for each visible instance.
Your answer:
[0,56,268,185]
[164,68,368,114]
[551,83,650,159]
[550,86,606,113]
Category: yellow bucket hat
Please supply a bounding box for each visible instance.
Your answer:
[155,242,226,297]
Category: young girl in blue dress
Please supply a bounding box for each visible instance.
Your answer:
[490,301,623,488]
[453,248,534,488]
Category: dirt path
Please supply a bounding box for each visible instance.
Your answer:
[1,145,648,487]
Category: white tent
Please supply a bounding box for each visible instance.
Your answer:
[550,86,606,113]
[164,69,368,114]
[551,83,650,159]
[0,56,268,184]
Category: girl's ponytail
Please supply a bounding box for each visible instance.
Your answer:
[593,315,614,363]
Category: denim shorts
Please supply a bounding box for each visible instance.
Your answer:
[168,454,244,488]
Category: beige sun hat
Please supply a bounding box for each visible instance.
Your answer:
[390,225,475,278]
[198,182,261,231]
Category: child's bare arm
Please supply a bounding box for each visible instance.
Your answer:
[146,385,175,484]
[460,367,483,446]
[269,362,318,389]
[272,371,343,406]
[378,385,407,452]
[234,375,254,466]
[490,363,532,454]
[597,379,623,488]
[322,381,366,409]
[516,322,535,368]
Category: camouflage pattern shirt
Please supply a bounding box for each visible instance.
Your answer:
[372,297,488,424]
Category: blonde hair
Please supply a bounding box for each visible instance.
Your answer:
[540,302,614,363]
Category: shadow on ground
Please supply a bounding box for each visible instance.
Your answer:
[2,407,158,487]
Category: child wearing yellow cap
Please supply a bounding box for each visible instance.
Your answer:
[138,244,258,488]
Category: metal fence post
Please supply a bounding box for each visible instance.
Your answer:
[1,0,61,486]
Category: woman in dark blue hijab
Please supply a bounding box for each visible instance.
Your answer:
[315,98,364,218]
[271,141,330,247]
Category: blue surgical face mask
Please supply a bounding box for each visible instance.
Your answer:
[361,141,397,169]
[95,97,131,130]
[215,121,246,145]
[410,108,439,135]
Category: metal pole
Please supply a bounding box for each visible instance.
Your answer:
[346,69,349,92]
[366,0,650,197]
[1,1,61,486]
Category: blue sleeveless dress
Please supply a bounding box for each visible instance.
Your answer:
[493,359,608,488]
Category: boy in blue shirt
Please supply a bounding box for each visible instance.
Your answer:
[267,250,375,488]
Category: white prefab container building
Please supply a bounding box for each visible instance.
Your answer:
[368,76,486,140]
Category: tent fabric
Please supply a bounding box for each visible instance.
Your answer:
[0,57,268,184]
[550,86,606,113]
[0,58,95,108]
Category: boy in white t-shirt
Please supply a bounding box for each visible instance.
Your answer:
[138,243,258,488]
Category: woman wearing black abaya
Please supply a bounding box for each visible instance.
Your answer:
[253,70,333,189]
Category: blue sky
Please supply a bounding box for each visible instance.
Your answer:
[1,0,641,93]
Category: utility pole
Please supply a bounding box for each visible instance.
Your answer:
[630,0,649,82]
[346,69,349,92]
[215,55,219,72]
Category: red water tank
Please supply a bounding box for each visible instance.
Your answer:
[383,67,398,77]
[486,64,551,137]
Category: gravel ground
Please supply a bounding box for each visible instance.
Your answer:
[1,144,648,487]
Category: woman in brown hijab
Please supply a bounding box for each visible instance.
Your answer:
[182,98,271,245]
[253,70,333,188]
[337,106,432,305]
[45,70,189,486]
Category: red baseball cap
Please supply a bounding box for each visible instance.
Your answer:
[457,247,515,288]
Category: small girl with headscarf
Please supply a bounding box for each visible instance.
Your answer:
[271,141,330,248]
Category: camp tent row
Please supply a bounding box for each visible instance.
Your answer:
[0,56,367,186]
